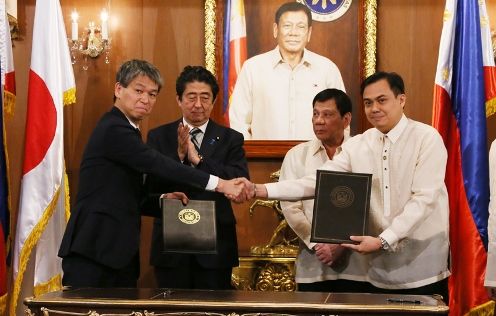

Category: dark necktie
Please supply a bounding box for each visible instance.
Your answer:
[190,127,202,152]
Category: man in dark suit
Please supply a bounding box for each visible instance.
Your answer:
[58,60,244,288]
[143,66,249,289]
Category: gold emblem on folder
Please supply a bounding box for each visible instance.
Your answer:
[330,185,355,208]
[178,209,201,224]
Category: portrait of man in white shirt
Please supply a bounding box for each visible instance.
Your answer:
[229,2,345,140]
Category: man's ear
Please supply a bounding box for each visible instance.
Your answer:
[114,82,122,100]
[343,112,352,129]
[399,94,406,108]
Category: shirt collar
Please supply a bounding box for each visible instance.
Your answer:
[309,140,325,156]
[182,118,209,134]
[382,114,408,144]
[270,46,311,68]
[125,116,139,130]
[113,105,139,129]
[311,133,350,156]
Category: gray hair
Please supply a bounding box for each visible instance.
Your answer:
[116,59,163,91]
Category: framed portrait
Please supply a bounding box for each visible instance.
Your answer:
[205,0,377,157]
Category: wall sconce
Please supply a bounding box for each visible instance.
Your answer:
[69,9,111,70]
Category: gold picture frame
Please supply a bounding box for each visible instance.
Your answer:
[205,0,377,158]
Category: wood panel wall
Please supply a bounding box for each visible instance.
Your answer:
[7,0,496,289]
[377,0,444,126]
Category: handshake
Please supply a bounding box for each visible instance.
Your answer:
[216,177,267,203]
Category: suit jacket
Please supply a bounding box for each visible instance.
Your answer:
[58,107,210,269]
[143,119,249,269]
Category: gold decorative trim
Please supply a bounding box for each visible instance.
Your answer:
[204,0,216,76]
[486,30,496,118]
[466,300,495,315]
[231,272,253,291]
[0,293,7,316]
[7,14,19,40]
[64,166,71,222]
[24,307,35,316]
[255,262,296,292]
[363,0,377,78]
[63,87,76,106]
[24,294,449,313]
[2,91,12,257]
[144,312,225,316]
[40,308,144,316]
[33,274,62,297]
[214,1,378,153]
[242,314,296,316]
[207,1,378,79]
[487,97,496,117]
[9,186,63,316]
[3,90,15,117]
[143,314,295,316]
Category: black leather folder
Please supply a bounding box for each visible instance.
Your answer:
[310,170,372,244]
[162,199,217,254]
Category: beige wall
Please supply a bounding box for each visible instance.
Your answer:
[7,0,496,288]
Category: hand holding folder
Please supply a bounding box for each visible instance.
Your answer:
[162,199,217,254]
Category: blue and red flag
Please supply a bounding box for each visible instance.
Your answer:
[222,0,247,126]
[432,0,496,314]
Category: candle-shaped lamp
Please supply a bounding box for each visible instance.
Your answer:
[100,9,109,41]
[71,10,79,41]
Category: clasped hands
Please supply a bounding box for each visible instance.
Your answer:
[314,236,384,266]
[216,177,260,203]
[314,243,347,267]
[177,123,201,166]
[176,124,263,202]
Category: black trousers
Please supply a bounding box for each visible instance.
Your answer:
[298,278,449,304]
[62,253,140,288]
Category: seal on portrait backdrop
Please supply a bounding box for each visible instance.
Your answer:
[296,0,352,22]
[178,208,201,224]
[329,185,355,208]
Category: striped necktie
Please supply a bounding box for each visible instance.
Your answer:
[190,127,202,152]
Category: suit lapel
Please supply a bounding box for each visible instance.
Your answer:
[169,120,183,162]
[200,121,220,159]
[169,120,181,148]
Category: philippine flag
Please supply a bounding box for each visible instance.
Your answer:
[432,0,496,315]
[222,0,247,126]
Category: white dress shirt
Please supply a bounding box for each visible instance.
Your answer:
[280,136,370,284]
[267,115,450,289]
[183,118,208,147]
[229,47,345,140]
[485,139,496,286]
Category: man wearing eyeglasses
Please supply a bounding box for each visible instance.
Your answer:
[229,2,345,140]
[142,65,249,289]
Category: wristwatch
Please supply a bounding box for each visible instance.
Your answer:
[379,236,390,251]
